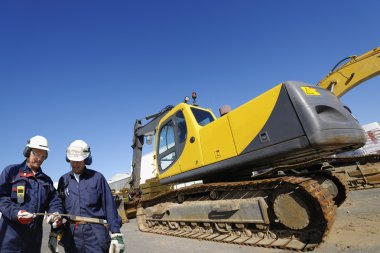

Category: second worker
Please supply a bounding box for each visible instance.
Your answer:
[54,140,125,253]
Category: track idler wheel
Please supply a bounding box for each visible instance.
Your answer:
[273,191,311,230]
[312,171,349,207]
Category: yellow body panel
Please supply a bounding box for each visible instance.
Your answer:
[227,84,282,154]
[199,116,237,165]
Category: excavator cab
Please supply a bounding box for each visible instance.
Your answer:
[154,105,216,178]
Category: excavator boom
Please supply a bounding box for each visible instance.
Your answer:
[317,46,380,97]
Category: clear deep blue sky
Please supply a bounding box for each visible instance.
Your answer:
[1,1,379,182]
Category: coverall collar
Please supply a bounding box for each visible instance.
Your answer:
[20,160,43,177]
[68,166,89,179]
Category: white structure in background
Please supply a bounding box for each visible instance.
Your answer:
[361,122,380,155]
[108,173,130,192]
[140,152,156,184]
[107,152,156,192]
[336,122,380,157]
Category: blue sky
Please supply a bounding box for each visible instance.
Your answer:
[1,1,379,182]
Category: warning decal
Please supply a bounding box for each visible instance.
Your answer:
[301,87,320,96]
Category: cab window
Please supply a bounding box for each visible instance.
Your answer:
[158,120,176,171]
[158,121,175,154]
[176,111,187,143]
[191,108,214,126]
[160,152,176,171]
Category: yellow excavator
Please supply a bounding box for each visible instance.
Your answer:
[127,46,380,251]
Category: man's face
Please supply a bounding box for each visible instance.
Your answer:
[70,160,85,174]
[27,149,47,171]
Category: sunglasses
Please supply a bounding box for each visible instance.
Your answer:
[31,150,47,160]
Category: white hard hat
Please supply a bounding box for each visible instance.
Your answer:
[27,135,49,151]
[66,140,90,162]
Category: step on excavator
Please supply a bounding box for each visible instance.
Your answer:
[125,46,380,251]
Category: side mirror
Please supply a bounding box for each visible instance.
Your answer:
[146,135,153,145]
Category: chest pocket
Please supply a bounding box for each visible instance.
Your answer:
[85,186,100,207]
[10,179,27,204]
[39,182,54,209]
[59,178,73,210]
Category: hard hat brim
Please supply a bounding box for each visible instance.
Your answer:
[27,144,50,152]
[67,153,89,162]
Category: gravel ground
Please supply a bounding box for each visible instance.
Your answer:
[41,188,380,253]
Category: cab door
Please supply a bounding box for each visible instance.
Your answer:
[156,110,187,176]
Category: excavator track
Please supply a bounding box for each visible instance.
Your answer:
[269,154,380,191]
[332,162,380,190]
[315,154,380,191]
[136,176,337,251]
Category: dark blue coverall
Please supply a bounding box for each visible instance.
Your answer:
[58,168,121,253]
[0,161,64,253]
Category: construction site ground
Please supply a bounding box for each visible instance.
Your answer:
[42,187,380,253]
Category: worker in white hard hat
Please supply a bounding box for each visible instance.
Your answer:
[54,140,124,253]
[0,135,64,253]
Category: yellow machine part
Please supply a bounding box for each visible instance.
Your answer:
[178,107,211,173]
[199,84,282,162]
[199,115,237,165]
[317,46,380,98]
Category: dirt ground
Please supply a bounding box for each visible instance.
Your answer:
[318,188,380,253]
[41,188,380,253]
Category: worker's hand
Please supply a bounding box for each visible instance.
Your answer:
[109,233,125,253]
[17,210,35,224]
[47,212,62,229]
